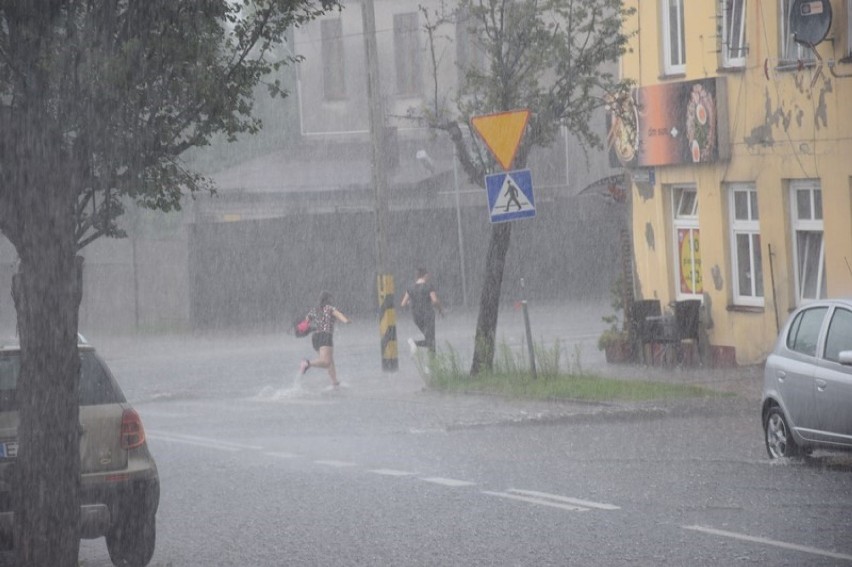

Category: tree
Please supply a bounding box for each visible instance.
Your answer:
[420,0,634,374]
[0,1,338,564]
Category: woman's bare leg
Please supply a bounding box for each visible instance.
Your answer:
[327,356,338,385]
[310,346,339,385]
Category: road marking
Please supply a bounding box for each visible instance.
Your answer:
[683,525,852,562]
[369,469,418,477]
[507,489,620,510]
[420,477,476,487]
[482,491,591,512]
[148,431,262,451]
[314,460,358,468]
[265,451,299,459]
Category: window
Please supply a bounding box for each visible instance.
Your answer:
[847,0,852,57]
[721,0,747,67]
[729,184,763,306]
[791,181,826,303]
[662,0,686,74]
[672,186,702,298]
[321,18,346,100]
[780,0,815,63]
[786,306,827,356]
[394,12,422,96]
[456,7,486,78]
[824,308,852,362]
[79,352,124,406]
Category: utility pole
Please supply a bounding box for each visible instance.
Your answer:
[362,0,398,371]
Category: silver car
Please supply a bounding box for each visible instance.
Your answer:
[0,336,159,566]
[762,298,852,458]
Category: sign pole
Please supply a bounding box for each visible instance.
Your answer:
[362,0,397,371]
[452,145,468,308]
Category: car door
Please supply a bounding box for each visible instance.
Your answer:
[813,306,852,445]
[773,306,828,437]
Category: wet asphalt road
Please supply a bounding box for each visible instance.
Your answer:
[69,302,852,566]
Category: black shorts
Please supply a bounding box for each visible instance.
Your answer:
[312,332,333,351]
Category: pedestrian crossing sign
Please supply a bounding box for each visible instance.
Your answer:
[485,169,536,224]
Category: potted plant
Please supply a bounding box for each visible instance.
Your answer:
[598,277,632,363]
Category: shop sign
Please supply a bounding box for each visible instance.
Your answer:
[607,77,729,168]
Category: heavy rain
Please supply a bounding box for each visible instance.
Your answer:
[1,1,851,566]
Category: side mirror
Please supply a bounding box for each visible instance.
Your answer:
[838,351,852,366]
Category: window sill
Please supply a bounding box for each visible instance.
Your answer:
[658,72,686,81]
[775,61,817,72]
[717,65,746,73]
[726,304,765,314]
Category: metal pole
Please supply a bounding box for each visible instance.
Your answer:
[520,278,537,379]
[768,243,780,334]
[362,0,397,371]
[452,145,468,308]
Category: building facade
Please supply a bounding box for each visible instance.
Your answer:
[614,0,852,364]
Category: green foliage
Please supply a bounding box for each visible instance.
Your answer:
[0,0,341,253]
[598,275,628,351]
[534,339,563,378]
[421,0,636,180]
[425,340,720,402]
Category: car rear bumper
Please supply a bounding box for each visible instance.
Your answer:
[0,503,112,539]
[0,476,159,540]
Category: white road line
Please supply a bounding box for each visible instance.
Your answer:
[507,489,620,510]
[482,491,590,512]
[369,469,418,477]
[314,460,358,468]
[420,477,476,487]
[147,431,262,450]
[148,435,240,453]
[683,525,852,562]
[264,451,300,459]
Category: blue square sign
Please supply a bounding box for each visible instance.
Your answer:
[485,169,535,223]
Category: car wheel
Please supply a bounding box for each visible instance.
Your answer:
[764,406,799,459]
[106,512,156,567]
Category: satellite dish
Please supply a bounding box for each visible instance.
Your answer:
[790,0,832,46]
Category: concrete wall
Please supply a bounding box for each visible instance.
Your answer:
[188,193,623,329]
[0,227,190,337]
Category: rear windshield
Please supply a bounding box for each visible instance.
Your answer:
[0,351,125,410]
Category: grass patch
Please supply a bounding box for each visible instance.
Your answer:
[422,340,723,403]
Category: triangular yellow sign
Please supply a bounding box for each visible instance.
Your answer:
[470,109,530,171]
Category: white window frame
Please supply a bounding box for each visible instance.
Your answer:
[780,0,815,64]
[672,186,702,300]
[662,0,686,74]
[721,0,747,68]
[790,180,826,304]
[728,184,764,306]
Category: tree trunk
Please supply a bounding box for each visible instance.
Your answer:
[470,222,512,375]
[11,243,83,565]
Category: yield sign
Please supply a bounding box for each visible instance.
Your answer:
[471,109,530,171]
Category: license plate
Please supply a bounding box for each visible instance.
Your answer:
[0,442,18,459]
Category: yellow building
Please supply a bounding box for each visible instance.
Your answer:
[614,0,852,365]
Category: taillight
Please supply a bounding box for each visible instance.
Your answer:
[120,409,146,450]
